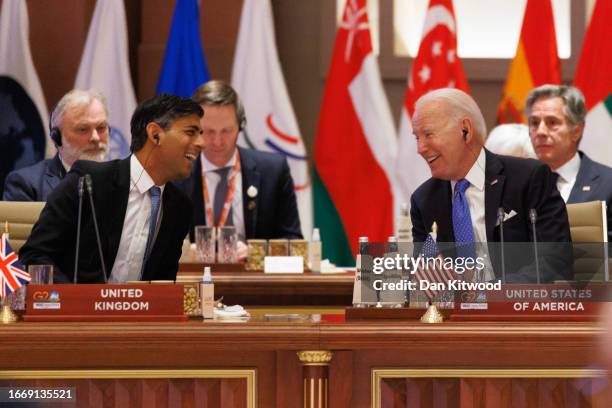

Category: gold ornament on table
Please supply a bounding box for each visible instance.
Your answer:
[418,221,445,323]
[420,302,444,323]
[1,301,18,324]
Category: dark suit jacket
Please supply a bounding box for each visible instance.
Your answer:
[567,151,612,242]
[176,147,302,240]
[3,154,65,201]
[19,157,192,283]
[410,149,573,283]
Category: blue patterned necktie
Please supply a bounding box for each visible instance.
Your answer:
[143,186,162,262]
[452,179,476,259]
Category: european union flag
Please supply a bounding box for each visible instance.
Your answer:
[156,0,210,97]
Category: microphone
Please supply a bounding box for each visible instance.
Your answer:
[497,207,506,284]
[529,208,541,284]
[73,176,85,284]
[84,174,108,283]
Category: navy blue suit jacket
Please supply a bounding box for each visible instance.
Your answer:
[410,149,573,283]
[3,154,65,201]
[176,147,302,240]
[567,151,612,242]
[19,157,192,283]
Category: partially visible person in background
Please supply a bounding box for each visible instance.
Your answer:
[3,89,110,201]
[176,80,302,260]
[485,123,536,159]
[527,84,612,241]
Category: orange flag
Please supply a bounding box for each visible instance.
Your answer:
[497,0,561,124]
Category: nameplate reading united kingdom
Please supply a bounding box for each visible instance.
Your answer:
[24,284,186,322]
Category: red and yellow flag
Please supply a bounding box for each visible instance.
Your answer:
[497,0,561,124]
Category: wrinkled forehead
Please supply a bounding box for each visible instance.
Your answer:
[529,96,567,116]
[63,99,107,122]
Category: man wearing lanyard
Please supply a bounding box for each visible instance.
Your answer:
[177,80,302,259]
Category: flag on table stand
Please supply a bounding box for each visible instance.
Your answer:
[231,0,312,239]
[574,0,612,167]
[314,0,397,263]
[414,224,455,300]
[394,0,469,218]
[75,0,136,160]
[497,0,561,124]
[156,0,210,97]
[0,0,51,198]
[0,233,31,298]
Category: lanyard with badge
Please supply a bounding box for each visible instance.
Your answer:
[201,151,241,227]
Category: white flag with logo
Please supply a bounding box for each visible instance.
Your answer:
[0,0,51,170]
[75,0,136,159]
[231,0,312,238]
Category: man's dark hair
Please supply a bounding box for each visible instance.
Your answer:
[130,93,204,152]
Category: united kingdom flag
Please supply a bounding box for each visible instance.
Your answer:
[0,233,31,298]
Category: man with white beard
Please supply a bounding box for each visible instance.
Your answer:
[3,89,110,201]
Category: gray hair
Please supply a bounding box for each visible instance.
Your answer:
[525,84,586,127]
[415,88,487,142]
[191,80,246,128]
[50,89,108,129]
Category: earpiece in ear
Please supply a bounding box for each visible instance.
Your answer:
[462,129,468,141]
[153,134,160,145]
[50,127,62,147]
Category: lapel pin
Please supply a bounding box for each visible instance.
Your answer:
[247,200,257,210]
[582,186,591,192]
[490,179,498,186]
[247,185,258,198]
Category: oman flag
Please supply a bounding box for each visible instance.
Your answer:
[314,0,397,262]
[395,0,469,216]
[574,0,612,167]
[497,0,560,123]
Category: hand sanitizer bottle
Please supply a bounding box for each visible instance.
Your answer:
[309,228,322,273]
[200,266,214,319]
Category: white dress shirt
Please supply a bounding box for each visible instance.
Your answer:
[109,155,165,283]
[553,152,580,203]
[200,150,246,240]
[451,149,494,281]
[59,156,71,173]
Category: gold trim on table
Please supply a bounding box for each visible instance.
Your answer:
[0,369,256,408]
[371,368,607,408]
